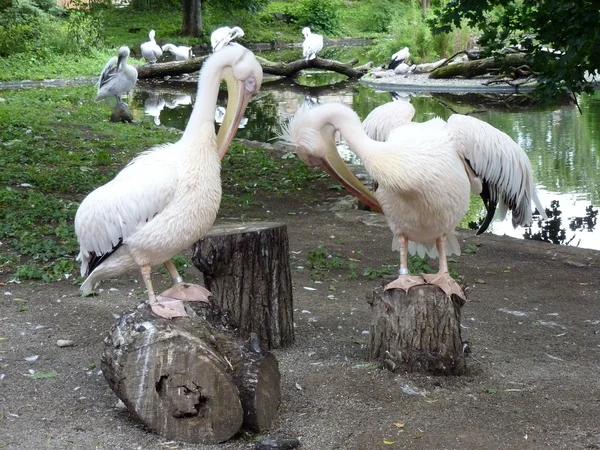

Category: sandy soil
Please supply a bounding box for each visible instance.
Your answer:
[1,184,600,450]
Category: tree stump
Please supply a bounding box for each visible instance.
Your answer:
[367,284,467,375]
[101,301,281,444]
[192,222,294,350]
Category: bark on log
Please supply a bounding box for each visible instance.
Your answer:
[367,285,467,375]
[101,302,281,444]
[137,56,365,80]
[429,53,529,79]
[192,222,294,350]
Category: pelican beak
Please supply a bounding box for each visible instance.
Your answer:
[217,68,257,159]
[311,144,383,214]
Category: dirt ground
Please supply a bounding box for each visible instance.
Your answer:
[1,181,600,450]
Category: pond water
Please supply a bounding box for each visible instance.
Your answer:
[128,53,600,251]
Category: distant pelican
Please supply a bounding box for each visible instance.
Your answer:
[211,26,245,52]
[281,103,546,299]
[95,46,138,106]
[141,30,163,64]
[388,47,410,70]
[161,43,193,61]
[75,45,262,318]
[302,27,323,60]
[362,93,415,142]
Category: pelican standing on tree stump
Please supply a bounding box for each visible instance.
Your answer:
[75,44,263,318]
[211,26,245,52]
[141,29,163,64]
[302,27,323,60]
[95,46,138,106]
[281,102,547,299]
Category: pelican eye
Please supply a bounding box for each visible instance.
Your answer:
[245,76,257,93]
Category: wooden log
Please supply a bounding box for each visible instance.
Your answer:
[367,284,467,375]
[101,302,281,443]
[137,55,365,80]
[429,53,529,79]
[192,222,294,350]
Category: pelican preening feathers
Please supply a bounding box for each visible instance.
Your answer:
[76,44,263,318]
[95,46,138,106]
[161,43,193,61]
[211,26,245,52]
[388,47,410,70]
[141,29,163,64]
[302,27,323,60]
[281,102,546,299]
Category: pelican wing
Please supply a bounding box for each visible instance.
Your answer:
[75,145,179,275]
[97,56,118,89]
[448,114,547,234]
[363,101,415,141]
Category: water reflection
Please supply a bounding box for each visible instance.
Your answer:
[127,75,600,250]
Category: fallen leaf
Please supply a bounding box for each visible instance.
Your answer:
[26,370,58,380]
[383,440,397,445]
[295,382,302,391]
[423,396,439,403]
[393,423,405,428]
[474,279,486,284]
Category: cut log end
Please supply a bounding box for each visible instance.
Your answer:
[367,284,467,375]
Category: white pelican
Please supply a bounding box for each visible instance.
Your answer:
[75,44,262,318]
[211,26,245,52]
[141,30,163,64]
[388,47,410,70]
[161,43,193,61]
[281,103,547,299]
[362,94,415,142]
[95,46,138,106]
[302,27,323,61]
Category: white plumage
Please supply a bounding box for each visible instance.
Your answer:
[76,44,263,318]
[388,47,410,70]
[95,46,138,106]
[281,102,547,298]
[362,95,415,142]
[161,43,193,61]
[141,30,163,64]
[302,27,323,61]
[211,26,245,52]
[144,93,165,126]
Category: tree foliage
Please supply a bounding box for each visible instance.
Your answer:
[431,0,600,98]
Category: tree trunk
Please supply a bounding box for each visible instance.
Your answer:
[429,54,529,79]
[367,285,467,375]
[192,222,294,350]
[181,0,202,37]
[101,302,281,444]
[136,56,366,80]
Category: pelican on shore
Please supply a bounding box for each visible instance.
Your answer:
[388,47,410,70]
[75,45,262,318]
[211,26,245,52]
[302,27,323,60]
[141,30,163,64]
[281,103,546,299]
[95,46,138,106]
[161,43,193,61]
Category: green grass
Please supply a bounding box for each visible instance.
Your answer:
[0,84,330,282]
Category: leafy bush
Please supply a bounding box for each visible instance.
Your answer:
[273,0,341,35]
[342,0,397,34]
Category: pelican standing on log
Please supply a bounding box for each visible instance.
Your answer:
[302,27,323,60]
[141,30,163,64]
[281,103,547,299]
[211,26,245,52]
[161,43,193,61]
[75,44,263,318]
[95,46,138,106]
[387,47,410,70]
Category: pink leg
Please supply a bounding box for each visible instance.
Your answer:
[385,234,425,292]
[422,235,466,300]
[158,259,212,304]
[140,264,187,319]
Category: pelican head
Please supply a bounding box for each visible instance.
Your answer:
[302,27,311,38]
[116,46,130,64]
[280,103,381,212]
[149,29,156,40]
[215,44,263,158]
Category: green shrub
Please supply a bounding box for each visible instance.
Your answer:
[275,0,341,35]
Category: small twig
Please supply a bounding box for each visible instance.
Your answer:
[434,50,468,70]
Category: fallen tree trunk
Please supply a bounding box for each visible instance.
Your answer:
[429,53,529,79]
[137,56,366,80]
[102,302,281,443]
